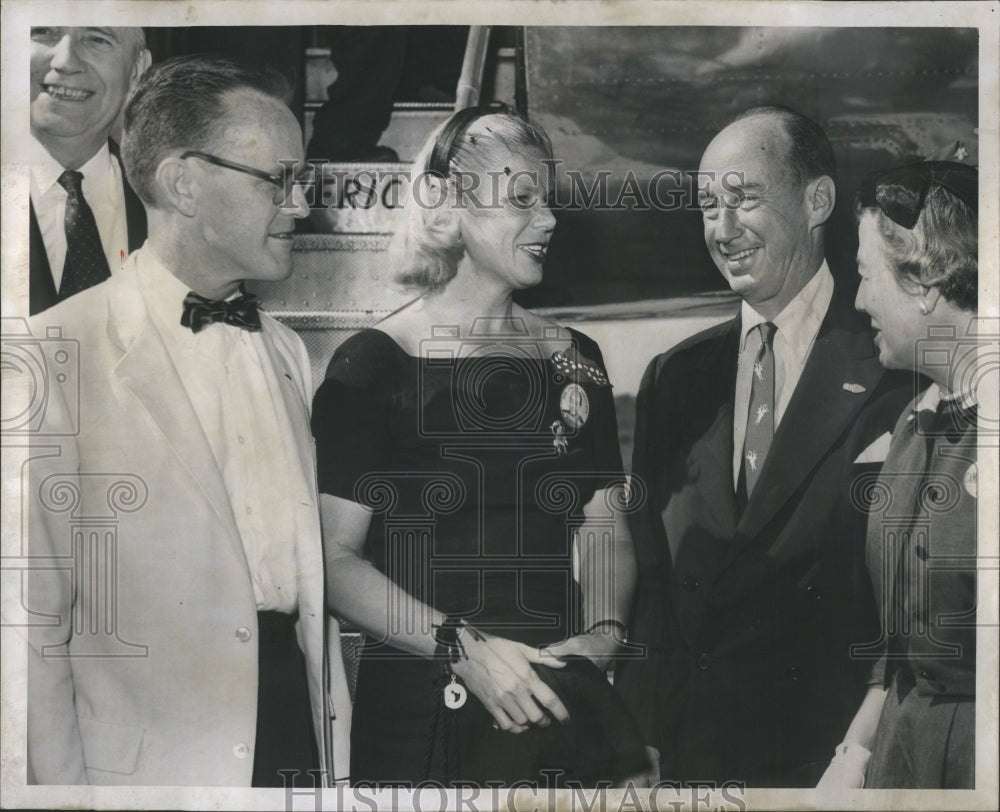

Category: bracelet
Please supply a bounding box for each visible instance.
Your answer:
[584,619,628,640]
[457,622,485,643]
[432,616,469,664]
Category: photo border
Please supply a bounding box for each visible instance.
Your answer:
[2,2,997,810]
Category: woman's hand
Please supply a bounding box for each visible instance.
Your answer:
[540,626,624,672]
[815,685,884,791]
[450,630,569,734]
[815,743,871,790]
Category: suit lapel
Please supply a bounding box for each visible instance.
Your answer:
[109,140,148,252]
[257,323,313,465]
[651,317,741,570]
[29,200,57,315]
[706,318,741,493]
[680,317,741,527]
[108,271,247,570]
[737,290,884,540]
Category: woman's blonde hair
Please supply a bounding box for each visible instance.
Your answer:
[390,109,553,292]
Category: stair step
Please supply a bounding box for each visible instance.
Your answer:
[304,161,410,235]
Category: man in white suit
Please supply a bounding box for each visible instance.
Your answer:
[25,55,351,786]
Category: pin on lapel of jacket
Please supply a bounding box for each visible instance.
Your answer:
[842,382,867,394]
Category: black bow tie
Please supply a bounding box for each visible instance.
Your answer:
[181,289,262,334]
[916,398,977,440]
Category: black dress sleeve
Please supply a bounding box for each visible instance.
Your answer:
[311,329,401,505]
[568,329,625,489]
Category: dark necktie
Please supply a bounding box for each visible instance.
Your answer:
[741,322,777,499]
[57,169,112,300]
[181,289,262,333]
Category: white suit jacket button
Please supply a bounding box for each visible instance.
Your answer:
[236,626,252,643]
[233,743,250,758]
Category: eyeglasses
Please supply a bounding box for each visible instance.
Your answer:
[856,160,977,230]
[180,151,317,206]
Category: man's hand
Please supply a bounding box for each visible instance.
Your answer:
[541,625,625,672]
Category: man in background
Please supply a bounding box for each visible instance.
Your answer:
[29,26,150,314]
[616,105,913,786]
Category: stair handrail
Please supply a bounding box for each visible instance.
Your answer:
[454,26,491,109]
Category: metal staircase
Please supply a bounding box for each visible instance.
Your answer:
[250,27,513,392]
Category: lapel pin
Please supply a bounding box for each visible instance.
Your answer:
[842,382,866,394]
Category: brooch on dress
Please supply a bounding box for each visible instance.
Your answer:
[560,383,589,430]
[551,349,609,386]
[549,346,610,453]
[550,420,569,455]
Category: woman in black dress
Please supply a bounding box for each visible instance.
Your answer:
[312,109,645,787]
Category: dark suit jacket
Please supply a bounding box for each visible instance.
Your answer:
[615,280,915,787]
[29,140,147,316]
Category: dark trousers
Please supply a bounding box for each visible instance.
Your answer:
[251,610,319,787]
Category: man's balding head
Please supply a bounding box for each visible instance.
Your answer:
[698,106,837,319]
[731,105,838,190]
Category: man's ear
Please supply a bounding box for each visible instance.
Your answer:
[805,175,836,228]
[154,157,197,218]
[129,49,152,92]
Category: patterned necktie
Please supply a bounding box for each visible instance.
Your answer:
[181,289,262,333]
[741,321,777,499]
[57,169,112,300]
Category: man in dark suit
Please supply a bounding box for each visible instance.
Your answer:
[615,106,914,786]
[29,26,151,314]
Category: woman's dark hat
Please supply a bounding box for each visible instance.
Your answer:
[856,160,977,230]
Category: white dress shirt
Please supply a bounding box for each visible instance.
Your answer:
[29,135,130,290]
[138,247,305,612]
[732,262,834,490]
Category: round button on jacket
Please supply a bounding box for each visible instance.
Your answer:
[233,743,250,758]
[696,652,711,670]
[236,626,252,643]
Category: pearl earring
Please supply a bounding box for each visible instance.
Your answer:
[919,302,928,315]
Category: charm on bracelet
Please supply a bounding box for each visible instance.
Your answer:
[444,673,467,709]
[550,419,569,455]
